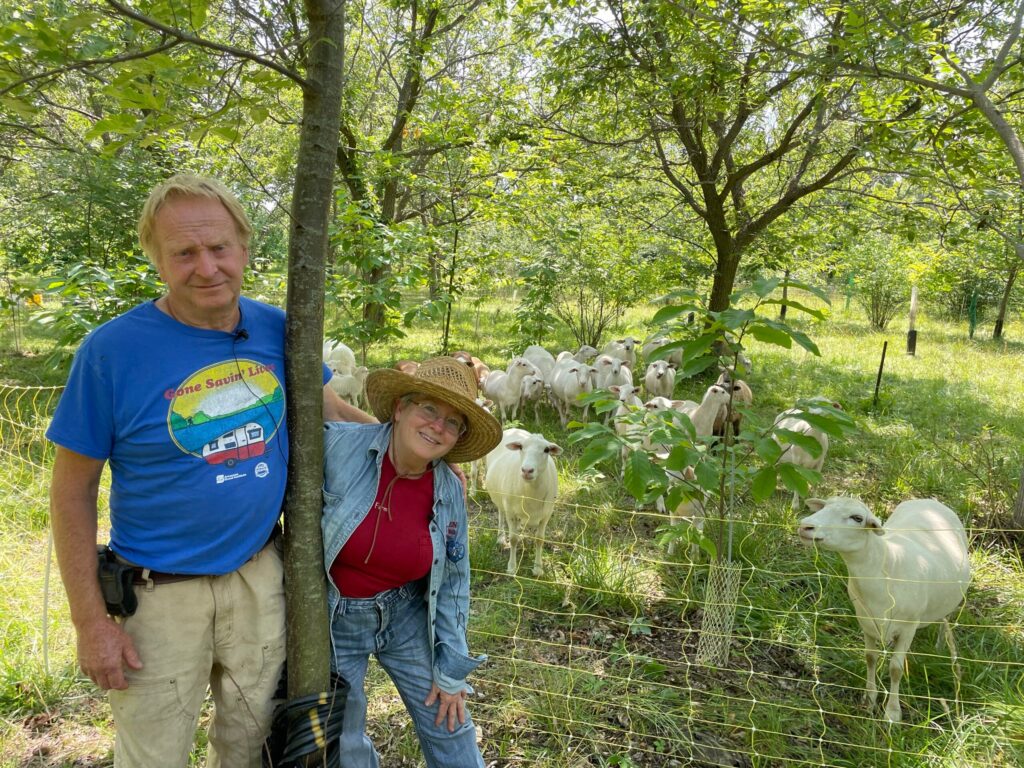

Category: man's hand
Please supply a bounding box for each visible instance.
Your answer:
[425,683,468,732]
[76,616,143,690]
[447,461,468,499]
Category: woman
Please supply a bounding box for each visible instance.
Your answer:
[322,356,502,767]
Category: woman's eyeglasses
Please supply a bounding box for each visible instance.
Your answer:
[411,401,467,437]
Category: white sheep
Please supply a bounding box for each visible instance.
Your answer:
[328,365,369,409]
[601,336,639,368]
[641,336,682,368]
[644,360,676,400]
[481,357,538,422]
[798,497,971,724]
[676,384,731,437]
[773,397,843,510]
[594,354,633,392]
[485,428,562,576]
[323,338,356,375]
[522,345,556,382]
[609,384,643,473]
[712,370,753,437]
[516,373,547,422]
[556,345,599,364]
[550,363,596,427]
[657,466,705,558]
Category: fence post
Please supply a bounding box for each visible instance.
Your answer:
[907,286,918,355]
[873,340,888,408]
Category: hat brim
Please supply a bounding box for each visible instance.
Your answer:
[364,368,502,463]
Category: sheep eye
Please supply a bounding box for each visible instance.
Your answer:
[851,514,863,523]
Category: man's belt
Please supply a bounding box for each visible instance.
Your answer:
[122,523,282,586]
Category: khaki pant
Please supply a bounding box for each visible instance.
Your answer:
[108,542,286,768]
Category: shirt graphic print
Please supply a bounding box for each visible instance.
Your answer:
[166,359,284,469]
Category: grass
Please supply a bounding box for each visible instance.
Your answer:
[2,289,1023,766]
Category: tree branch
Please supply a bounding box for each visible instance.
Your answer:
[104,0,308,89]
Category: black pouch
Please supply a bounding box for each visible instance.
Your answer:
[97,545,138,617]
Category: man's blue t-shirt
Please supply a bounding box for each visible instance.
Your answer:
[47,297,324,575]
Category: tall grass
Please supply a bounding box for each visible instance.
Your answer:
[2,291,1022,766]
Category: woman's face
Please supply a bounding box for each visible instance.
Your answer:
[391,395,466,470]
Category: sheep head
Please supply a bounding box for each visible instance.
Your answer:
[798,496,884,553]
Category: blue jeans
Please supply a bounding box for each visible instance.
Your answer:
[330,580,484,768]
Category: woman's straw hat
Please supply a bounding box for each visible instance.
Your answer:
[365,357,502,463]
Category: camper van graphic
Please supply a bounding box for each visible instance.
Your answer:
[166,360,284,466]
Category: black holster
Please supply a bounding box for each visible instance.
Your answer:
[97,545,138,617]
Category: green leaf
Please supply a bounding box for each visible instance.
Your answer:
[788,329,821,356]
[665,443,699,471]
[797,412,850,437]
[747,323,793,348]
[751,466,777,501]
[773,429,824,458]
[693,459,718,492]
[750,276,782,298]
[762,298,827,320]
[624,450,656,498]
[579,439,620,471]
[754,436,782,463]
[651,305,691,325]
[677,355,718,377]
[85,113,138,140]
[778,463,816,495]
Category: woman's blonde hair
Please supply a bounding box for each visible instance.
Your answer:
[137,174,252,261]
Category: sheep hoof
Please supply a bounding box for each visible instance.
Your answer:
[532,565,544,577]
[884,706,902,724]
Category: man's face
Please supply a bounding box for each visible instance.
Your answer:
[152,196,249,324]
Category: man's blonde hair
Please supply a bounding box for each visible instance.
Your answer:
[137,174,253,261]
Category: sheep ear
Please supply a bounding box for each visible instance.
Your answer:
[505,441,524,452]
[805,498,826,512]
[545,442,563,456]
[866,514,884,535]
[610,385,621,394]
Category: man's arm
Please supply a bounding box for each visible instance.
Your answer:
[50,446,141,690]
[323,384,377,423]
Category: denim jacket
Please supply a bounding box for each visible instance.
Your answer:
[322,421,485,694]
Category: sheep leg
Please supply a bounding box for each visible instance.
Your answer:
[864,633,881,710]
[790,490,802,512]
[885,627,919,724]
[495,500,508,549]
[531,505,554,577]
[506,527,521,575]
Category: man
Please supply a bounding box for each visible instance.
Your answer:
[46,174,373,767]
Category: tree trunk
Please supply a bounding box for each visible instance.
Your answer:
[993,259,1018,340]
[707,246,742,313]
[362,264,387,328]
[283,0,346,701]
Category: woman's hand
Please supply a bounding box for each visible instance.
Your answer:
[425,683,468,732]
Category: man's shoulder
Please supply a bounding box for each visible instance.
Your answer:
[240,297,286,325]
[79,302,160,350]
